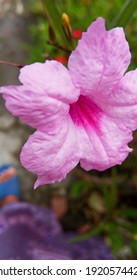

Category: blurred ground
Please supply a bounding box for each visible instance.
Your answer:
[0,0,74,206]
[0,0,54,204]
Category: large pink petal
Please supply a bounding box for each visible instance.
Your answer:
[79,117,132,171]
[20,117,79,188]
[0,61,79,133]
[68,17,131,96]
[19,61,79,104]
[1,85,68,134]
[70,96,132,171]
[91,69,137,131]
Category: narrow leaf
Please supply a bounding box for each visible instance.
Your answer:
[109,0,137,28]
[67,223,104,243]
[42,0,73,50]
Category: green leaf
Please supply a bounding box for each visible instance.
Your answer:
[131,240,137,254]
[109,0,137,28]
[67,223,104,243]
[41,0,73,50]
[120,208,137,219]
[70,181,89,199]
[106,222,123,253]
[102,168,118,214]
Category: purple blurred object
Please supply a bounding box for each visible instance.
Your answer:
[0,202,113,260]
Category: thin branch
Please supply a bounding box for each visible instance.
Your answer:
[0,60,23,68]
[47,41,71,54]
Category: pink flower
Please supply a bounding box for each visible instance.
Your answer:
[1,17,137,188]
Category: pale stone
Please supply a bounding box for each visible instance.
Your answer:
[0,115,15,130]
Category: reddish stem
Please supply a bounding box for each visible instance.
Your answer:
[0,60,23,68]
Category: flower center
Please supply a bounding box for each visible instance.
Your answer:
[69,95,102,129]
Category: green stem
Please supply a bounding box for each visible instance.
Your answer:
[109,0,137,28]
[41,0,73,51]
[67,223,104,243]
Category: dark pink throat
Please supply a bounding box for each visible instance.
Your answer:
[69,95,102,129]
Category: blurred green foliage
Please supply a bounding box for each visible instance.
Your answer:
[27,0,137,69]
[68,167,137,259]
